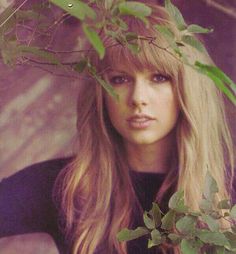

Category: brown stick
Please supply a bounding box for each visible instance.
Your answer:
[201,0,236,19]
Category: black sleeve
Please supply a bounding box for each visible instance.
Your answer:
[0,157,72,238]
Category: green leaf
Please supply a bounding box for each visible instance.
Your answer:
[148,229,162,248]
[118,1,151,17]
[168,233,181,244]
[118,1,151,25]
[182,35,207,53]
[197,230,229,246]
[217,200,231,210]
[156,25,183,56]
[143,211,155,230]
[181,239,199,254]
[49,0,96,20]
[117,227,149,242]
[92,72,119,99]
[199,199,213,213]
[125,32,138,42]
[116,18,128,31]
[201,214,219,232]
[149,203,162,228]
[195,62,236,93]
[164,0,187,31]
[195,61,236,105]
[215,246,226,254]
[230,205,236,219]
[127,43,140,54]
[176,215,197,235]
[82,24,105,59]
[187,24,213,34]
[155,25,175,42]
[161,210,176,230]
[155,24,178,48]
[168,190,188,213]
[203,171,219,201]
[18,45,61,65]
[223,232,236,249]
[73,59,88,73]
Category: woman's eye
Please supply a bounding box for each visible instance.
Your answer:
[152,73,170,83]
[109,76,129,85]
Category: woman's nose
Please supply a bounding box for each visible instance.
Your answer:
[129,77,148,108]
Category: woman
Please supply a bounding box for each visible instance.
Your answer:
[0,1,234,254]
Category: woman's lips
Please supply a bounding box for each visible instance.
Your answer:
[127,115,155,129]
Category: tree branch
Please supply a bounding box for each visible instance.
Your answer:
[200,0,236,19]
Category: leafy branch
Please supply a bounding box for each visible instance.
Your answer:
[0,0,236,104]
[117,172,236,254]
[200,0,236,19]
[0,0,235,103]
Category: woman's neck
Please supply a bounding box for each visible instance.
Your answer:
[125,135,175,174]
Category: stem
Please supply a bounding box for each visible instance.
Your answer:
[0,0,29,28]
[200,0,236,19]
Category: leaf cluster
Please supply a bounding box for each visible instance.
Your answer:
[0,0,235,103]
[117,171,236,254]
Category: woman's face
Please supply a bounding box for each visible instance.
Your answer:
[104,67,180,148]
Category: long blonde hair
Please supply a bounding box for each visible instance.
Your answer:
[53,2,234,254]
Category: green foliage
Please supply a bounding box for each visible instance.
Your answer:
[181,239,199,254]
[148,229,162,248]
[82,24,105,59]
[187,24,213,34]
[164,0,187,30]
[87,62,118,99]
[161,209,176,230]
[49,0,96,20]
[0,0,235,103]
[118,1,151,25]
[0,1,235,252]
[117,227,149,241]
[195,62,236,105]
[181,35,207,53]
[168,190,188,213]
[117,171,236,253]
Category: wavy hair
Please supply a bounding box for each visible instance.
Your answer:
[53,2,234,254]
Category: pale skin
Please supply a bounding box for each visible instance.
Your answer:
[105,68,180,173]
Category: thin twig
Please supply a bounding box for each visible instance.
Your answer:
[201,0,236,19]
[0,0,29,28]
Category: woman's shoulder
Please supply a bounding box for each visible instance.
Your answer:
[1,157,73,187]
[0,156,74,207]
[0,157,73,237]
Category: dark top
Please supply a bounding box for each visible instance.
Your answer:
[0,158,167,254]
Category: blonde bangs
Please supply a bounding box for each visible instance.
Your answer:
[98,36,181,81]
[90,3,182,81]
